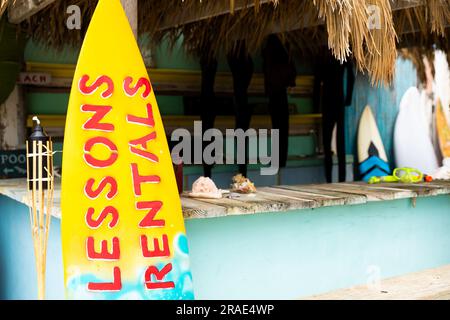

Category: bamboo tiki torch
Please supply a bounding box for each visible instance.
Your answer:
[26,116,54,300]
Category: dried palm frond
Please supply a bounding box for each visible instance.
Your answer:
[15,0,449,86]
[19,0,96,50]
[312,0,353,63]
[349,0,372,71]
[363,0,398,86]
[428,0,450,36]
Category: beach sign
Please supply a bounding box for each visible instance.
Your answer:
[61,0,194,299]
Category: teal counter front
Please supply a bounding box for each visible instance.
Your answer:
[1,179,450,299]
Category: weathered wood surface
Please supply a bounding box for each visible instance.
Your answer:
[1,179,450,220]
[304,264,450,300]
[315,183,406,201]
[158,0,427,32]
[8,0,56,23]
[276,185,367,206]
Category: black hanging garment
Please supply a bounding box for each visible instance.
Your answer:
[199,55,218,178]
[313,56,355,183]
[227,41,254,177]
[262,35,297,168]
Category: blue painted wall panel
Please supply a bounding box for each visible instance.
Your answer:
[0,197,64,299]
[345,58,418,169]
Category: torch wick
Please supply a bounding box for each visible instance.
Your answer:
[32,116,41,126]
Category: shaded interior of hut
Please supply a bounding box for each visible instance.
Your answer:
[0,0,449,189]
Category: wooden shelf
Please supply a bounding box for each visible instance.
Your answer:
[27,113,322,130]
[24,62,314,96]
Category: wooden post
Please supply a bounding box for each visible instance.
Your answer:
[0,86,26,150]
[8,0,57,24]
[119,0,155,67]
[120,0,138,39]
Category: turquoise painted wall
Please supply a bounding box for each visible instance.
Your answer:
[0,197,63,299]
[345,58,418,168]
[1,194,449,299]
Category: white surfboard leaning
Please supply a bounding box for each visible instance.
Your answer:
[394,87,439,173]
[357,105,390,181]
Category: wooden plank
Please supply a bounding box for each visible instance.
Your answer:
[224,192,292,214]
[304,264,450,300]
[427,180,450,190]
[184,195,258,216]
[8,0,56,24]
[181,197,227,219]
[375,183,449,197]
[158,0,426,31]
[257,188,318,209]
[360,185,417,198]
[0,86,26,150]
[24,62,315,96]
[158,0,272,30]
[312,182,413,201]
[120,0,137,39]
[263,186,355,208]
[276,185,367,206]
[226,191,316,213]
[259,186,345,208]
[24,114,322,128]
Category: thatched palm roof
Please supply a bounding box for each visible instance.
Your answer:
[16,0,450,86]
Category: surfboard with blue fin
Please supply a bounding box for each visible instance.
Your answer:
[357,106,390,182]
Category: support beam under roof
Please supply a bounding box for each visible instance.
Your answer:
[158,0,428,31]
[8,0,56,24]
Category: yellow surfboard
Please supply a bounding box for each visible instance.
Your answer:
[436,99,450,158]
[61,0,194,299]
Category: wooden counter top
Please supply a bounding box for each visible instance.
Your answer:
[1,178,450,220]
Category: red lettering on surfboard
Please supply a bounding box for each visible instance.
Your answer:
[84,176,118,200]
[123,77,152,98]
[131,163,160,196]
[129,132,159,163]
[81,104,115,132]
[140,234,170,258]
[85,206,119,229]
[126,103,155,127]
[84,137,118,168]
[136,201,166,228]
[78,75,114,98]
[144,264,175,290]
[129,132,157,149]
[87,267,122,292]
[86,236,120,260]
[136,201,164,228]
[129,147,159,163]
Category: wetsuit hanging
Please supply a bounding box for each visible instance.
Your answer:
[313,54,355,183]
[200,55,218,178]
[262,34,297,168]
[227,41,254,177]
